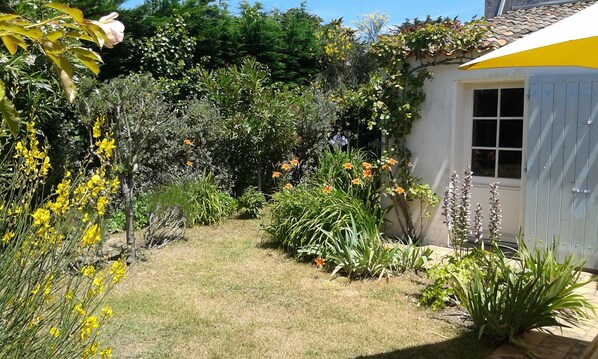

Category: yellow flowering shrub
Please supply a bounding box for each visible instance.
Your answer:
[0,4,126,358]
[0,120,122,358]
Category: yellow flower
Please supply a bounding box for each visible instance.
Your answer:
[185,161,193,167]
[32,208,51,227]
[80,315,99,340]
[381,163,391,171]
[73,303,86,317]
[109,260,127,284]
[102,306,113,318]
[351,178,361,185]
[183,139,194,146]
[290,158,299,167]
[362,162,373,169]
[93,120,102,139]
[342,162,353,170]
[98,138,116,158]
[100,347,112,358]
[394,186,406,195]
[49,326,60,337]
[82,224,101,247]
[97,196,108,215]
[272,171,282,179]
[2,232,14,243]
[281,162,291,172]
[283,183,293,191]
[81,265,96,278]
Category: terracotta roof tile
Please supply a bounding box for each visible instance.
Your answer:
[487,0,598,47]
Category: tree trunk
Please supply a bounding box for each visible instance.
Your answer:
[120,172,137,263]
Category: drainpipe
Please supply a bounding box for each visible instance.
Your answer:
[497,0,507,16]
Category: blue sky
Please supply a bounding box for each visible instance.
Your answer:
[121,0,484,25]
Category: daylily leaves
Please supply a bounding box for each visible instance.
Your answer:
[44,3,84,24]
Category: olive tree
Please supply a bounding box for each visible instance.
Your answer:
[76,73,176,262]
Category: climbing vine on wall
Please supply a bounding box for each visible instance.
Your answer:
[364,17,492,240]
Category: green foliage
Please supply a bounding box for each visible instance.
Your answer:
[326,218,432,278]
[311,148,378,207]
[198,59,298,193]
[150,172,235,227]
[106,193,150,233]
[419,250,487,311]
[236,187,266,219]
[292,88,337,169]
[454,241,595,353]
[134,13,200,101]
[265,183,384,259]
[138,98,230,190]
[76,73,176,192]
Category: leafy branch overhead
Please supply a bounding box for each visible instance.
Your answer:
[0,2,124,135]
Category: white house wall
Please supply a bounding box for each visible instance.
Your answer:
[395,63,598,247]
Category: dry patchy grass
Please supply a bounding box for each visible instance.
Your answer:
[102,218,493,358]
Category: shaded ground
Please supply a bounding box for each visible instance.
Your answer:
[101,218,493,358]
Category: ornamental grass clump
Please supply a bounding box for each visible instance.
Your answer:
[236,186,266,219]
[453,240,595,356]
[326,217,432,278]
[149,171,235,227]
[266,183,384,259]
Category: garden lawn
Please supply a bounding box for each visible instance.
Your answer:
[102,218,493,359]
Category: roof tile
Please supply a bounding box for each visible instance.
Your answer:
[488,0,598,46]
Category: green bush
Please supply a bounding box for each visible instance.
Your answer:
[237,187,267,219]
[265,184,384,259]
[453,240,595,352]
[106,193,150,233]
[311,148,380,208]
[150,173,235,226]
[419,250,488,311]
[326,218,433,278]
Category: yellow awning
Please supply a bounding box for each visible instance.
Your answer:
[460,2,598,70]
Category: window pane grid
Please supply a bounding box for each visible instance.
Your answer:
[471,88,523,179]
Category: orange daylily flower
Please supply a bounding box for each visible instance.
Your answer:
[342,162,353,170]
[388,158,398,166]
[362,169,373,178]
[284,183,293,190]
[183,139,194,146]
[314,257,326,268]
[323,185,333,193]
[394,186,405,195]
[185,161,193,167]
[362,162,373,169]
[281,162,291,172]
[381,163,391,171]
[351,178,362,185]
[290,158,299,167]
[272,171,282,179]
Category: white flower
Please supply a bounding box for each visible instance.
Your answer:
[93,12,125,48]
